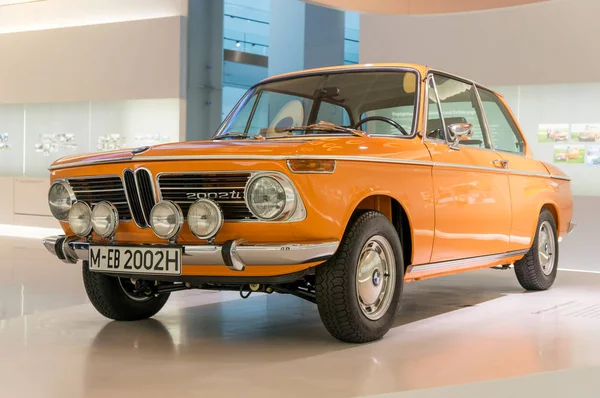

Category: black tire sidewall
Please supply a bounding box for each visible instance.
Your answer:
[82,263,170,321]
[316,211,404,342]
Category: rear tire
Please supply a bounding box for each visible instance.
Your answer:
[316,211,404,343]
[514,209,559,291]
[82,262,170,321]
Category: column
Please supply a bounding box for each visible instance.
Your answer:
[268,0,345,77]
[185,0,224,140]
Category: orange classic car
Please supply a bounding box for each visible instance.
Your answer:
[43,64,575,343]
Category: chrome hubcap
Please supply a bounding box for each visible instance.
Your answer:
[537,221,556,276]
[356,235,396,321]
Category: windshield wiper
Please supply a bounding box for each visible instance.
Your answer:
[279,122,368,138]
[213,132,264,140]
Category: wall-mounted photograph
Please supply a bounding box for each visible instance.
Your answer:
[571,123,600,142]
[553,144,585,163]
[538,123,569,142]
[586,145,600,166]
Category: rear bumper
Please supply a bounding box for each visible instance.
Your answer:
[42,235,338,271]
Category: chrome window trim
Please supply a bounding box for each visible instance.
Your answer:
[214,66,422,140]
[422,73,448,144]
[155,170,307,223]
[407,249,529,274]
[476,85,527,157]
[473,82,495,151]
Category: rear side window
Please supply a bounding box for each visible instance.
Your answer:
[478,88,525,154]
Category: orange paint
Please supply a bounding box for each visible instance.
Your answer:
[49,63,573,281]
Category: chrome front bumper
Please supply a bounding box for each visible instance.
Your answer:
[42,235,339,272]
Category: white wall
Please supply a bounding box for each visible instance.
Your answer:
[0,0,187,33]
[360,0,596,86]
[0,16,185,104]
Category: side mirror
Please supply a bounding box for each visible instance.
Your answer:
[447,123,473,150]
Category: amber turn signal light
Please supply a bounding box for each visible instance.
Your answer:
[287,159,336,173]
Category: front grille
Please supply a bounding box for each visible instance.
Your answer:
[123,170,146,226]
[67,176,131,221]
[157,173,256,220]
[135,169,156,222]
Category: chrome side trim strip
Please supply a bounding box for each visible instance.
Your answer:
[43,236,339,267]
[49,155,571,182]
[408,249,529,274]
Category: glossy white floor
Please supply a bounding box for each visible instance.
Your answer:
[1,232,600,398]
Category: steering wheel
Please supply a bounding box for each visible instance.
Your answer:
[353,116,409,136]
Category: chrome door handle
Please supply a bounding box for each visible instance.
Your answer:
[493,159,509,169]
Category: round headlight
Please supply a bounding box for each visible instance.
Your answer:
[245,174,297,220]
[150,201,183,240]
[92,202,119,238]
[188,199,223,240]
[48,181,75,221]
[68,202,92,237]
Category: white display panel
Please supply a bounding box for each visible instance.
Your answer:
[0,105,25,176]
[491,82,600,196]
[24,102,90,176]
[90,99,180,151]
[0,99,180,178]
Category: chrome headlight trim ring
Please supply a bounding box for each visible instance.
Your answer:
[149,200,184,240]
[187,199,224,240]
[48,179,76,221]
[244,172,298,221]
[91,201,120,239]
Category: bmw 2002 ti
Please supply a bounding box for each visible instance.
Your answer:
[43,64,575,343]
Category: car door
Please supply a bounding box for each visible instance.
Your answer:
[476,86,555,253]
[424,73,512,262]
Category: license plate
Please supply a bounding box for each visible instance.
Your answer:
[88,246,182,275]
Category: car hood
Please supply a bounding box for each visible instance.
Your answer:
[50,137,425,169]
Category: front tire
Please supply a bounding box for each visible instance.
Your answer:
[316,211,404,343]
[514,209,559,291]
[82,262,170,321]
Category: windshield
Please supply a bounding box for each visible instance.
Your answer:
[215,70,419,139]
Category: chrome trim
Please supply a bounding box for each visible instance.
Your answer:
[408,249,529,274]
[69,202,93,237]
[135,167,158,215]
[49,156,133,171]
[215,66,422,139]
[146,155,572,181]
[187,199,224,240]
[67,174,133,224]
[91,201,120,239]
[156,170,307,223]
[245,172,297,221]
[149,201,184,241]
[568,221,576,234]
[132,168,150,226]
[122,169,145,228]
[42,236,59,257]
[473,82,495,151]
[42,235,339,267]
[48,179,76,221]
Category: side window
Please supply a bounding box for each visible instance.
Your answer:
[426,76,444,140]
[433,74,490,149]
[478,88,525,154]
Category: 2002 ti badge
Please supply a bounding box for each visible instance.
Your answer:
[43,63,575,343]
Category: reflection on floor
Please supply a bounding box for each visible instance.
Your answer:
[1,236,600,397]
